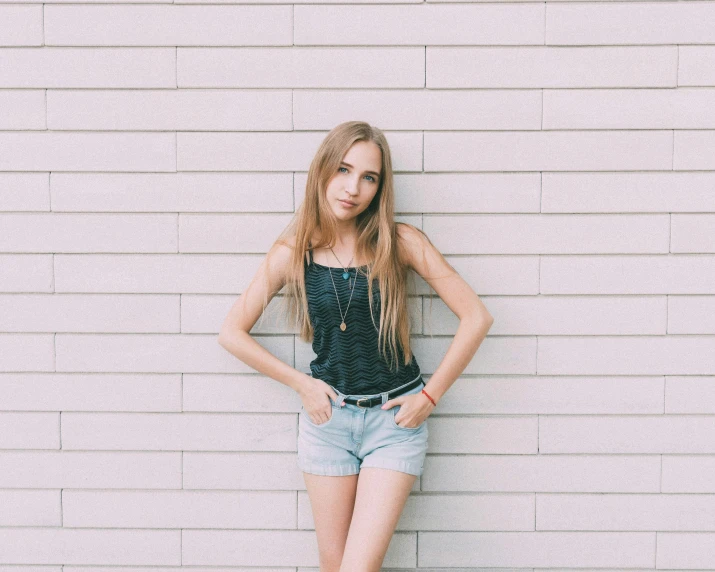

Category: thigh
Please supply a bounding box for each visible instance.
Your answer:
[339,467,417,572]
[303,472,359,572]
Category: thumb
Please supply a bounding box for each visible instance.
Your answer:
[381,398,399,410]
[331,391,345,406]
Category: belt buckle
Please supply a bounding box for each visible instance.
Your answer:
[356,397,371,409]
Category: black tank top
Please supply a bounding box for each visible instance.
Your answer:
[304,247,423,395]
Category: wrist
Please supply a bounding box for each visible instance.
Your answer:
[293,372,314,396]
[421,387,437,407]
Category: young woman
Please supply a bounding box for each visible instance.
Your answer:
[218,121,493,571]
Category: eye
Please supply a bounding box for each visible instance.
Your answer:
[339,166,377,182]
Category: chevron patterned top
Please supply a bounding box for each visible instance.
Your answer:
[304,247,423,396]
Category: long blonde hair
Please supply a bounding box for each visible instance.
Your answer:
[265,121,428,371]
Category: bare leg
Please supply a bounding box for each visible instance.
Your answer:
[303,472,359,572]
[339,467,417,572]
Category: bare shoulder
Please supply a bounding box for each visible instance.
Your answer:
[266,234,298,287]
[396,222,428,270]
[396,222,460,284]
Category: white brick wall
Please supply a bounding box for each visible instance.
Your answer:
[1,0,714,568]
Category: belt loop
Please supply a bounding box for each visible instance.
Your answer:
[380,390,389,405]
[332,386,345,409]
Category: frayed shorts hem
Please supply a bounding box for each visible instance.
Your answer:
[298,460,361,476]
[361,458,423,477]
[298,458,423,477]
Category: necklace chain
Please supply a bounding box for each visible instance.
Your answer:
[328,246,354,273]
[328,247,356,332]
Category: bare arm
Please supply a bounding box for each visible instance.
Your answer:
[398,223,494,404]
[217,239,311,396]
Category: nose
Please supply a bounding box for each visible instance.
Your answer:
[344,177,359,195]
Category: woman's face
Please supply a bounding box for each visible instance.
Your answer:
[325,140,382,225]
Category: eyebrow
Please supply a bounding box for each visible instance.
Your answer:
[340,161,381,179]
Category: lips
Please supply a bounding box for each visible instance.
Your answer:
[339,200,356,206]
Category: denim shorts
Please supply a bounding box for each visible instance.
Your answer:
[297,374,429,477]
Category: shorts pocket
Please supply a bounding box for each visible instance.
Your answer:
[301,405,338,427]
[390,405,423,431]
[388,381,426,431]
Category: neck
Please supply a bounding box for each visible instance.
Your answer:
[314,224,358,249]
[334,219,358,244]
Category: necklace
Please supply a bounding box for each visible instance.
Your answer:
[327,247,356,332]
[327,265,358,332]
[329,247,354,281]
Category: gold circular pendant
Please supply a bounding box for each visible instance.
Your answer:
[340,322,346,331]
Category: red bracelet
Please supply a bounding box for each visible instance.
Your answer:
[421,388,436,406]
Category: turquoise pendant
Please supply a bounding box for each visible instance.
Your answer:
[342,271,350,280]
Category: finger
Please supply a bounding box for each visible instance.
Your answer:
[330,393,346,406]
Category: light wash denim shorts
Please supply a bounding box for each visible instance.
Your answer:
[297,374,429,477]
